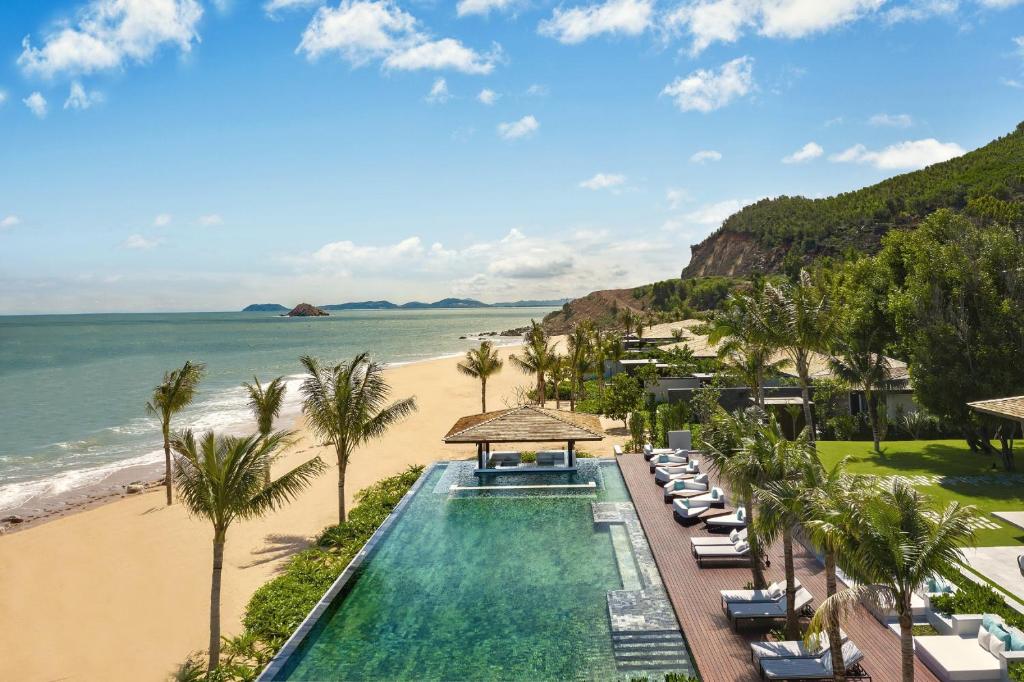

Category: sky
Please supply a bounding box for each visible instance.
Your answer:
[0,0,1022,314]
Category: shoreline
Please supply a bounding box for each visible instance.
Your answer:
[0,337,526,536]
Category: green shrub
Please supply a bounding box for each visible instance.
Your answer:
[931,575,1024,630]
[1009,661,1024,682]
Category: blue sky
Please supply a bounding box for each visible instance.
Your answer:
[0,0,1022,314]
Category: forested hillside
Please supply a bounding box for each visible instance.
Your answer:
[683,121,1024,277]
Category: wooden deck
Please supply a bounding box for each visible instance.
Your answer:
[620,452,938,682]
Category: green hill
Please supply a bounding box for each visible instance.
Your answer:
[683,121,1024,277]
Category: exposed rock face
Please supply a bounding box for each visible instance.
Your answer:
[542,288,650,334]
[287,303,329,317]
[681,231,779,278]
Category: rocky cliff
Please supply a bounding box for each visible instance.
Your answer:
[287,303,329,317]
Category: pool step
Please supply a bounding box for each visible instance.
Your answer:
[611,630,694,673]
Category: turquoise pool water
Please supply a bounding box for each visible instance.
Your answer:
[273,461,688,681]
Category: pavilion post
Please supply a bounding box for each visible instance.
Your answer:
[568,440,575,468]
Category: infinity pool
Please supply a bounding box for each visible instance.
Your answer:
[266,460,695,681]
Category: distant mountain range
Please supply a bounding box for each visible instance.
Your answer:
[242,298,568,313]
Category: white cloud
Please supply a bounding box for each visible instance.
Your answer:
[457,0,517,17]
[884,0,957,23]
[0,91,7,107]
[198,214,224,226]
[661,56,753,113]
[683,198,746,226]
[19,0,203,78]
[782,141,824,163]
[23,92,48,118]
[265,0,323,16]
[869,112,913,127]
[122,234,162,250]
[425,77,450,103]
[297,1,499,74]
[538,0,653,44]
[666,0,884,54]
[977,0,1024,7]
[477,88,498,105]
[689,149,722,163]
[579,173,626,190]
[525,83,549,96]
[384,38,499,74]
[666,188,691,208]
[64,81,103,110]
[829,138,966,170]
[153,213,172,227]
[1003,77,1024,89]
[0,215,21,230]
[497,114,539,140]
[1015,35,1024,54]
[312,235,425,267]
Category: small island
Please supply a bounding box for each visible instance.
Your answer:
[286,303,329,317]
[242,303,289,312]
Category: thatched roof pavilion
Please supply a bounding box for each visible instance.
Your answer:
[968,396,1024,424]
[444,405,604,474]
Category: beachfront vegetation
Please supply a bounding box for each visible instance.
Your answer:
[510,321,555,406]
[242,376,288,481]
[456,340,503,413]
[171,430,325,672]
[300,353,418,523]
[146,360,206,506]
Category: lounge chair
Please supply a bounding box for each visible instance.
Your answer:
[685,487,726,508]
[704,506,747,530]
[694,539,751,566]
[750,629,846,665]
[691,528,746,552]
[654,460,699,483]
[915,613,1024,682]
[672,498,710,521]
[487,451,520,468]
[535,450,566,467]
[643,443,678,460]
[649,452,688,473]
[613,444,623,456]
[722,579,802,608]
[727,587,814,628]
[663,474,709,501]
[759,642,865,680]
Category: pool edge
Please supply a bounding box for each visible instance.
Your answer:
[257,461,444,682]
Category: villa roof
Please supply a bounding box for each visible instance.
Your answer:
[968,396,1024,422]
[443,405,605,443]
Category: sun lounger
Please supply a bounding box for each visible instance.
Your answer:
[685,487,726,508]
[535,450,566,466]
[663,474,709,500]
[691,528,747,552]
[654,460,699,483]
[694,539,751,566]
[613,444,623,456]
[759,642,865,680]
[750,629,846,665]
[643,443,678,460]
[649,452,688,472]
[727,587,814,628]
[721,579,802,608]
[488,451,520,467]
[704,506,747,530]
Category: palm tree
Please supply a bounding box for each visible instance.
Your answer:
[146,361,206,506]
[243,376,288,481]
[765,271,841,442]
[300,353,417,523]
[619,309,639,337]
[548,355,569,409]
[510,321,554,405]
[600,331,624,395]
[457,341,504,413]
[751,420,813,640]
[567,324,593,410]
[829,340,893,452]
[707,291,778,409]
[702,408,775,589]
[809,479,977,682]
[172,429,325,672]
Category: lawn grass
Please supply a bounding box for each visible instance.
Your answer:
[817,440,1024,547]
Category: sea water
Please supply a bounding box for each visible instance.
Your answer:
[0,308,552,513]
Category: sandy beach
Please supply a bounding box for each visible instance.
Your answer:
[0,345,625,682]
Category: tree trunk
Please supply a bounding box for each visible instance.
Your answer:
[208,538,225,672]
[998,432,1015,471]
[867,388,880,453]
[824,551,846,682]
[337,452,347,523]
[783,527,799,640]
[481,378,487,414]
[747,499,768,589]
[800,373,815,443]
[899,605,915,682]
[163,425,173,506]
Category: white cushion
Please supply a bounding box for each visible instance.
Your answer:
[979,628,993,651]
[734,540,749,553]
[989,637,1005,658]
[729,529,741,542]
[915,635,1001,681]
[768,586,784,600]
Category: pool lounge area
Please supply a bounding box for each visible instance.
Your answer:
[259,459,697,681]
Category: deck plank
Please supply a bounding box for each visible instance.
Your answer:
[619,452,938,682]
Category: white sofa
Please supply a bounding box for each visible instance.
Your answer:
[915,613,1024,682]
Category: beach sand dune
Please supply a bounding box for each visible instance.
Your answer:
[0,346,624,682]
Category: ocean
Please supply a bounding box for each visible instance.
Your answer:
[0,308,552,514]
